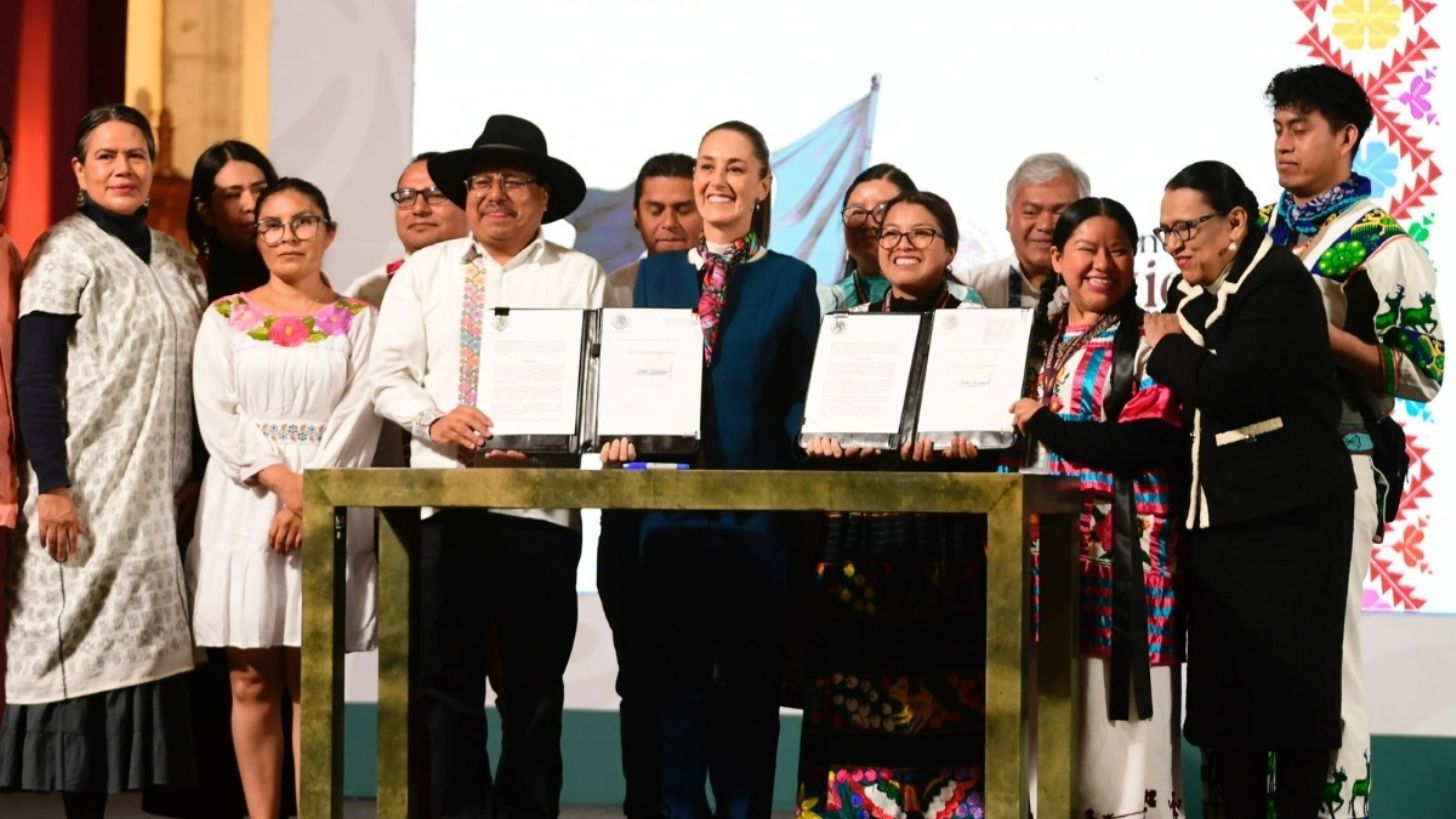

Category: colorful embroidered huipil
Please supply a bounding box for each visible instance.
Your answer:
[1040,320,1182,666]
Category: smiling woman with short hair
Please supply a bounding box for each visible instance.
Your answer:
[798,190,989,818]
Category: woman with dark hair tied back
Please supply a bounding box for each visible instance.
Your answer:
[1143,161,1354,818]
[186,178,379,819]
[188,140,279,303]
[0,104,206,819]
[1009,197,1185,816]
[799,190,988,818]
[599,120,820,818]
[818,163,916,312]
[819,165,977,314]
[137,139,285,819]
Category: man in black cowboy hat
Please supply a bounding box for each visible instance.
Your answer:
[370,114,604,819]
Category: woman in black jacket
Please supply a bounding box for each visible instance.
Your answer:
[1144,160,1354,819]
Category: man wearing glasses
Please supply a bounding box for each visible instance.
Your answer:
[369,114,604,819]
[0,124,18,715]
[955,152,1089,308]
[347,151,468,309]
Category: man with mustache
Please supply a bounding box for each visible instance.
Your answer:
[1248,63,1442,819]
[348,151,468,309]
[604,153,702,308]
[370,114,604,819]
[956,152,1089,308]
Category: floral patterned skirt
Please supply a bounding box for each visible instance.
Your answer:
[798,512,987,819]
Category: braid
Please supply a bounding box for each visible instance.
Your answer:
[1024,273,1064,398]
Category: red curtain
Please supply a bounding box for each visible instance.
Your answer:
[0,0,128,255]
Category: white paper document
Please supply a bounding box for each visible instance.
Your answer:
[800,312,924,445]
[476,309,586,436]
[595,308,703,438]
[916,308,1035,448]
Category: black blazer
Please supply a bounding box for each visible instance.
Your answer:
[1148,235,1355,527]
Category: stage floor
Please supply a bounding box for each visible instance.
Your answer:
[0,795,643,818]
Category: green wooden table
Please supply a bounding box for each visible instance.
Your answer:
[300,468,1082,819]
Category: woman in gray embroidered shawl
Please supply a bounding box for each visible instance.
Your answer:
[0,105,206,818]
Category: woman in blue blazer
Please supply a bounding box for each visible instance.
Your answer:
[602,120,819,819]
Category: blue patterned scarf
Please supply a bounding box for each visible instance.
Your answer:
[1270,172,1373,246]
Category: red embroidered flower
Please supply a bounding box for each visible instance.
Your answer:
[269,315,310,347]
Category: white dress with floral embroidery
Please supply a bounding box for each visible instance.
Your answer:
[187,294,381,651]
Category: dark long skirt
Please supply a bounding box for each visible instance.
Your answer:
[797,512,987,819]
[0,674,197,794]
[1183,494,1353,751]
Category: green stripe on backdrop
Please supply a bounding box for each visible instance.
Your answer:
[343,705,1456,816]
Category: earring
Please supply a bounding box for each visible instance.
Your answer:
[143,197,151,208]
[75,191,84,208]
[1227,240,1237,253]
[754,200,761,212]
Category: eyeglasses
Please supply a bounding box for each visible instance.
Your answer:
[1152,213,1219,245]
[257,214,332,246]
[842,203,889,228]
[390,186,451,208]
[878,227,945,250]
[464,173,537,197]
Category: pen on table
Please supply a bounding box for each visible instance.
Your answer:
[621,462,691,471]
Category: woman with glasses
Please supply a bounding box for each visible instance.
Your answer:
[187,178,380,819]
[1143,161,1354,818]
[821,166,977,315]
[1008,198,1185,817]
[1,105,205,819]
[187,140,280,303]
[798,191,988,819]
[819,164,917,313]
[136,139,287,819]
[599,120,820,819]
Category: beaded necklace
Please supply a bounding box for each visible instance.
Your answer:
[1037,310,1118,413]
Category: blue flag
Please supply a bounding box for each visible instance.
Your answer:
[570,186,641,276]
[769,79,879,283]
[570,79,880,281]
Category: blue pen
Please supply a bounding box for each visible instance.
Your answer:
[622,462,691,471]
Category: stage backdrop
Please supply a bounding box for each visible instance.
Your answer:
[411,0,1450,615]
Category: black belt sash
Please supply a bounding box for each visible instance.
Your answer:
[1104,312,1154,721]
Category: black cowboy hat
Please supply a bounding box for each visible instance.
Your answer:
[427,114,587,222]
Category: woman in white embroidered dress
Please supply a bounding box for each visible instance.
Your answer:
[186,178,379,819]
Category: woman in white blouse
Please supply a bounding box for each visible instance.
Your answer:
[186,178,379,819]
